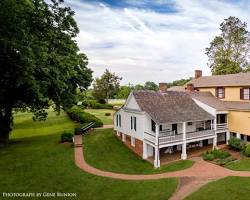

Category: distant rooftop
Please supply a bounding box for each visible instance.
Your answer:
[188,72,250,88]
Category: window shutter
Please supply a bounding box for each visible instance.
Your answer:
[131,116,133,129]
[215,88,218,97]
[119,115,122,127]
[222,88,225,98]
[240,88,243,100]
[134,117,137,131]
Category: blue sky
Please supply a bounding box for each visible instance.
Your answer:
[66,0,250,84]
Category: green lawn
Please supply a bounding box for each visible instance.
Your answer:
[0,111,178,200]
[225,158,250,171]
[85,109,114,125]
[84,129,194,174]
[185,177,250,200]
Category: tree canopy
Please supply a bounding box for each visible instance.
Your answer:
[92,69,122,102]
[0,0,92,143]
[206,16,250,75]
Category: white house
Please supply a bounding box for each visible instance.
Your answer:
[114,84,229,168]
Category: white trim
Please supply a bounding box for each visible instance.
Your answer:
[131,137,135,147]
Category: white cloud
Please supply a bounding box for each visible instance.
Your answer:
[66,0,250,84]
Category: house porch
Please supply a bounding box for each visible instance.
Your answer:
[147,144,213,165]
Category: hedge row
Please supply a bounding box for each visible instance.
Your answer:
[81,99,113,109]
[67,106,103,128]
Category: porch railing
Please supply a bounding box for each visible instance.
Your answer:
[216,123,228,130]
[186,129,215,140]
[144,129,215,145]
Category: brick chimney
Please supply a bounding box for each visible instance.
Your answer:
[159,83,168,93]
[195,70,202,79]
[186,83,194,92]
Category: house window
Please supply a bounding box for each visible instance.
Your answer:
[216,87,225,99]
[187,122,193,126]
[151,120,156,132]
[241,88,250,100]
[241,134,245,141]
[131,116,137,131]
[131,137,135,147]
[134,117,137,131]
[116,114,121,127]
[131,116,133,130]
[116,114,119,127]
[119,114,121,127]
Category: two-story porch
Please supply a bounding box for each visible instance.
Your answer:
[143,120,216,168]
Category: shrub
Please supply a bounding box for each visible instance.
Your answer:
[216,157,236,166]
[105,113,111,116]
[67,106,103,128]
[61,132,73,143]
[228,137,245,151]
[81,99,113,109]
[202,152,215,161]
[212,149,231,159]
[202,149,231,161]
[74,127,82,135]
[244,144,250,157]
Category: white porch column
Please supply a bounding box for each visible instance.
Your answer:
[213,118,218,148]
[226,131,230,144]
[213,136,217,150]
[214,118,217,131]
[236,133,241,139]
[143,142,148,159]
[122,133,126,142]
[181,122,187,160]
[154,124,160,168]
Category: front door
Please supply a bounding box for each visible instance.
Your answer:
[172,124,178,134]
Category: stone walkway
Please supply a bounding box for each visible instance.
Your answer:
[95,124,114,129]
[74,135,250,200]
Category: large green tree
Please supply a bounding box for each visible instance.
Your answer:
[92,69,122,102]
[144,81,159,91]
[0,0,92,143]
[115,85,132,99]
[206,16,250,75]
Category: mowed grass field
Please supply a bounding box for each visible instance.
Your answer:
[84,129,194,174]
[0,111,178,200]
[84,109,115,125]
[185,176,250,200]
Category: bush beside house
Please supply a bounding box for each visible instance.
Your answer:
[67,106,103,128]
[202,149,231,161]
[228,137,246,151]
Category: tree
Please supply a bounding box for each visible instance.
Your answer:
[169,78,191,87]
[92,69,122,102]
[0,0,93,144]
[115,85,132,99]
[206,16,250,75]
[144,81,159,91]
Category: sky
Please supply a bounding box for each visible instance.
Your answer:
[65,0,250,85]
